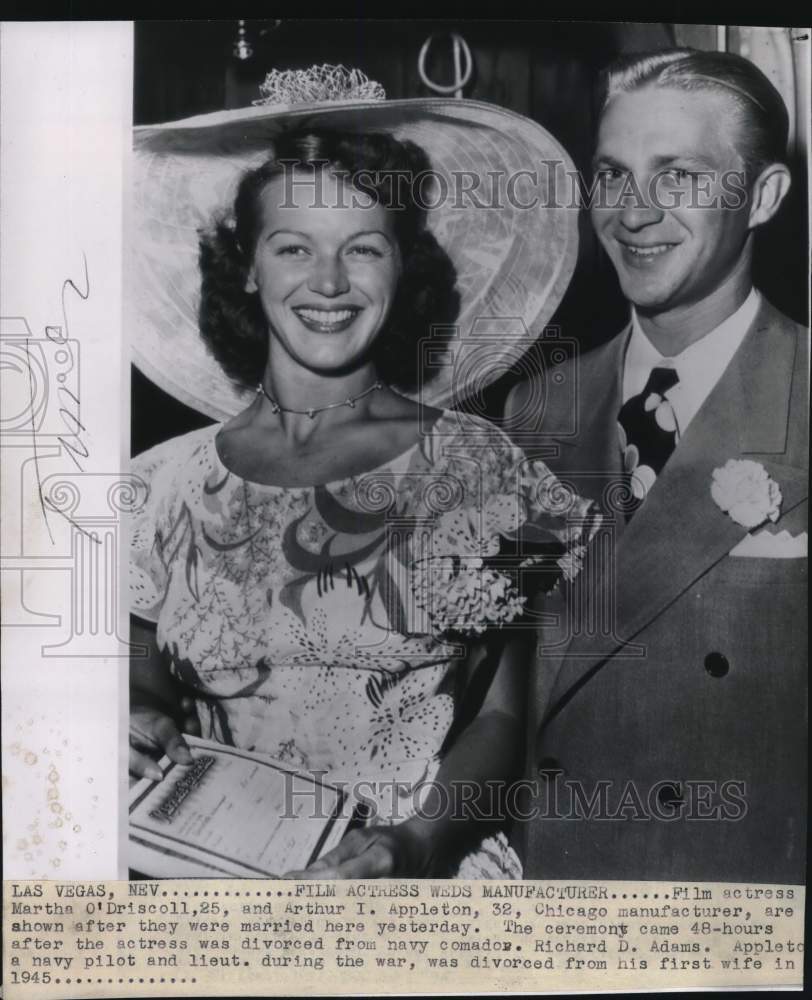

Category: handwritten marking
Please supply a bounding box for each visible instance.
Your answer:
[26,252,99,545]
[25,339,55,545]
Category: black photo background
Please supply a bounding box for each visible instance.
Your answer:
[132,19,809,455]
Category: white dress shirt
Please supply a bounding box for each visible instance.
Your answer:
[622,288,761,439]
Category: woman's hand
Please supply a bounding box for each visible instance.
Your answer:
[129,695,200,781]
[284,819,439,879]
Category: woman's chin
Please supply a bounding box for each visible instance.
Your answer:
[295,358,372,379]
[279,344,380,380]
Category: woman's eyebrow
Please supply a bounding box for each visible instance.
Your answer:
[266,229,311,240]
[266,229,392,241]
[346,229,392,241]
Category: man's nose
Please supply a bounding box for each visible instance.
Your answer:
[307,255,350,296]
[618,179,665,230]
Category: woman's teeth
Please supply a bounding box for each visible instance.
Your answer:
[295,308,357,323]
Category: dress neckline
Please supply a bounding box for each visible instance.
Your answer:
[211,410,451,491]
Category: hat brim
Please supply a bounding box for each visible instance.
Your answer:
[132,97,578,419]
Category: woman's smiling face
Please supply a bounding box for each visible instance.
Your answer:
[246,168,402,377]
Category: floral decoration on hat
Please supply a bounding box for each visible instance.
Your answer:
[254,65,386,106]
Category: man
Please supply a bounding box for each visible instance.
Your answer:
[507,49,807,882]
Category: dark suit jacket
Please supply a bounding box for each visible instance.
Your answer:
[507,297,808,883]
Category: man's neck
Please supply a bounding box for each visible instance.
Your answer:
[635,266,754,358]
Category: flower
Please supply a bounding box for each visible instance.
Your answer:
[298,673,454,823]
[409,463,602,636]
[711,459,782,529]
[411,556,526,636]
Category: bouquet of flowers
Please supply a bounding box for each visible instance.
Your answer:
[411,461,601,638]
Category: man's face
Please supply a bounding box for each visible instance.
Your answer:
[591,86,752,317]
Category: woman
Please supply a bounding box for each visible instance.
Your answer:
[129,69,585,878]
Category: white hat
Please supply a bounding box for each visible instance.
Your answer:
[132,66,578,419]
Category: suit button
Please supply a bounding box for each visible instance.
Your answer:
[537,756,563,779]
[704,652,730,677]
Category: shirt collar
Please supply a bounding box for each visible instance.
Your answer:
[623,288,761,432]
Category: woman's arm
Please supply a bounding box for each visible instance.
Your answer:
[401,634,526,869]
[129,618,198,780]
[288,633,528,878]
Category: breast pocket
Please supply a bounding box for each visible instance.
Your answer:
[711,551,807,588]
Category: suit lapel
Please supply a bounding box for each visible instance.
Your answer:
[549,301,807,703]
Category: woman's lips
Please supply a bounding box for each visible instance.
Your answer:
[293,306,361,333]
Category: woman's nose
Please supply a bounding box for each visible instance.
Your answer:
[307,255,350,297]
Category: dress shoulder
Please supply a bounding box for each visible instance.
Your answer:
[131,425,218,487]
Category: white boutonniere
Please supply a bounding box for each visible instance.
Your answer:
[711,459,782,529]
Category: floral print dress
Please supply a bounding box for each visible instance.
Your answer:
[130,410,596,877]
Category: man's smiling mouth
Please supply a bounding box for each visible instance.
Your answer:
[620,242,677,258]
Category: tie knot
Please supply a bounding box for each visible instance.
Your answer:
[643,366,679,397]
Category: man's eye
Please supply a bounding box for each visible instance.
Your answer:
[596,168,623,183]
[663,168,692,182]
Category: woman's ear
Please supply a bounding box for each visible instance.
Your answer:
[747,162,791,230]
[244,265,258,294]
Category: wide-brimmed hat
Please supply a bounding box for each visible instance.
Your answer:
[132,67,578,419]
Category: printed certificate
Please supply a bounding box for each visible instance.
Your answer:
[128,737,350,878]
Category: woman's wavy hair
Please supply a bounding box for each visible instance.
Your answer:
[198,129,460,393]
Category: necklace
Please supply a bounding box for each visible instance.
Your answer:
[257,380,383,419]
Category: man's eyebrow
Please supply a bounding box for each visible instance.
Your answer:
[592,153,626,170]
[591,153,718,171]
[650,154,716,170]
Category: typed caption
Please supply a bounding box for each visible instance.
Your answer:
[3,879,804,997]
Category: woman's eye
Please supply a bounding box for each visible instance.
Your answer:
[347,244,383,258]
[276,245,310,257]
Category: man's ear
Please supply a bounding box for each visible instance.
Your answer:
[747,163,791,230]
